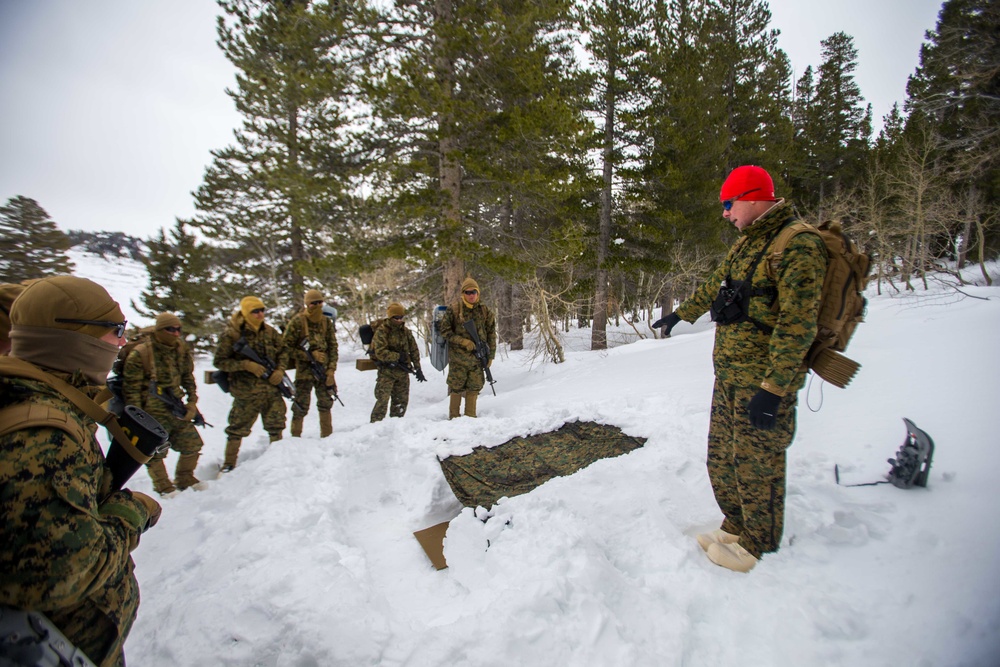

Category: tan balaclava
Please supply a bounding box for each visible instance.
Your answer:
[9,275,125,385]
[0,282,27,355]
[304,289,325,323]
[240,296,266,331]
[461,278,480,309]
[154,312,183,347]
[387,302,405,324]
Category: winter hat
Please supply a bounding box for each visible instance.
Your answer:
[155,312,182,330]
[240,296,266,321]
[10,275,124,338]
[304,289,324,305]
[719,165,775,202]
[0,282,26,351]
[461,278,480,293]
[387,303,405,318]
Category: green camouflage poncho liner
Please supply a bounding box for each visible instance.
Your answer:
[440,421,646,509]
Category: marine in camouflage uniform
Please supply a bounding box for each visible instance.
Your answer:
[213,296,289,471]
[0,276,160,667]
[282,289,338,438]
[439,277,496,418]
[122,312,204,495]
[664,166,826,572]
[370,303,426,422]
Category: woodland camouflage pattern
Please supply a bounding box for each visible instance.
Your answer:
[440,421,645,509]
[283,311,338,418]
[214,313,289,439]
[0,372,150,667]
[439,300,497,394]
[122,336,203,458]
[369,317,421,421]
[675,200,826,559]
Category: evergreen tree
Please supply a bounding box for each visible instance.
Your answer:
[0,196,74,282]
[191,0,361,313]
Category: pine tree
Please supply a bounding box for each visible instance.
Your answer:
[191,0,361,313]
[0,196,74,282]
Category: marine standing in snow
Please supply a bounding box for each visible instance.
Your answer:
[369,302,426,422]
[654,166,826,573]
[283,289,338,438]
[438,277,496,419]
[213,296,289,472]
[0,276,161,667]
[122,312,205,495]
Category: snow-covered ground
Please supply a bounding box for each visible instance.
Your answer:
[71,249,1000,666]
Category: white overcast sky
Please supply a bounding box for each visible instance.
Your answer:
[0,0,944,239]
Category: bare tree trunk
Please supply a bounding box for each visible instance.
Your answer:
[288,108,305,299]
[435,0,464,305]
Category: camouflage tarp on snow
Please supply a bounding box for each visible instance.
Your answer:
[440,421,646,509]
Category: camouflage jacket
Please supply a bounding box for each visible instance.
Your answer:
[213,314,289,398]
[439,301,497,367]
[283,312,338,374]
[371,318,421,375]
[0,368,144,665]
[121,337,197,410]
[675,200,826,395]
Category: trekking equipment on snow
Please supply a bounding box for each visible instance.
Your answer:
[834,418,935,488]
[429,305,449,371]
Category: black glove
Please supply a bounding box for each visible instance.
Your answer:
[415,368,427,383]
[747,389,781,430]
[652,312,681,336]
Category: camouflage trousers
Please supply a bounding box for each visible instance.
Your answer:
[143,405,204,461]
[371,369,410,422]
[446,352,484,394]
[225,385,286,440]
[291,373,333,418]
[706,379,797,559]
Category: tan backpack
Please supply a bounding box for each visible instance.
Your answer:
[765,220,872,387]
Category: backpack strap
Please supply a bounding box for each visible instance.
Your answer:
[0,357,149,468]
[0,402,89,443]
[137,340,157,383]
[764,221,820,281]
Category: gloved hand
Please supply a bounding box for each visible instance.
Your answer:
[268,369,285,386]
[747,388,781,430]
[100,490,161,551]
[460,338,476,352]
[415,368,427,383]
[183,402,198,421]
[241,360,266,377]
[652,312,682,337]
[311,350,327,364]
[325,369,337,389]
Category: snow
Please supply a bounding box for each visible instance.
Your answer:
[67,250,1000,665]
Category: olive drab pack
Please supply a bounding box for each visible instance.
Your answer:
[764,220,872,388]
[355,319,386,371]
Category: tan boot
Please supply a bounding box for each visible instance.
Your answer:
[464,391,479,418]
[291,415,304,437]
[146,458,177,496]
[221,438,241,472]
[449,392,462,419]
[174,453,203,490]
[319,411,332,438]
[706,542,758,573]
[269,433,282,443]
[696,528,741,552]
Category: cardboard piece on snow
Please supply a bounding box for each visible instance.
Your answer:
[355,358,377,371]
[414,521,450,570]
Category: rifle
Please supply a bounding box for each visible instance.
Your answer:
[462,319,496,395]
[233,337,295,399]
[148,380,213,427]
[300,339,345,406]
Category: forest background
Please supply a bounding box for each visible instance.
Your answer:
[2,0,997,360]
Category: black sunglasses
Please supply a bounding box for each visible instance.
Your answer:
[250,308,266,315]
[163,326,182,334]
[391,315,404,321]
[463,290,479,296]
[309,300,324,306]
[55,318,127,338]
[722,188,761,211]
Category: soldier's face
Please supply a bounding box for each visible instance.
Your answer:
[724,199,762,231]
[101,328,126,348]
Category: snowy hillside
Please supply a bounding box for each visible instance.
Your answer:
[66,251,1000,666]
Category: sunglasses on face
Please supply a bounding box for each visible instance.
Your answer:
[309,300,323,306]
[721,188,761,211]
[391,315,404,321]
[55,318,127,338]
[251,308,266,315]
[463,290,479,296]
[163,326,182,334]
